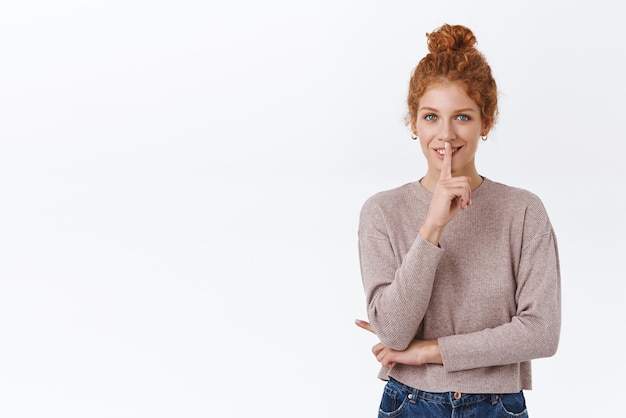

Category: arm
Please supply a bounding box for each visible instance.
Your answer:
[358,201,561,372]
[355,319,442,368]
[360,144,472,350]
[359,226,442,350]
[438,225,561,372]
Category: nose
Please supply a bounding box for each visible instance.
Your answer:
[438,120,455,142]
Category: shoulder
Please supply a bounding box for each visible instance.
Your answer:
[360,182,414,215]
[483,179,548,213]
[358,182,417,232]
[483,178,554,237]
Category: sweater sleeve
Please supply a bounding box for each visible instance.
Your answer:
[438,206,562,372]
[358,196,444,350]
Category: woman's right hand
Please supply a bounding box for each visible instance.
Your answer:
[420,142,472,245]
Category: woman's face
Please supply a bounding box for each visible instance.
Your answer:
[414,82,485,180]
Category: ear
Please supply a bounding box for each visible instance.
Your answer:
[481,121,492,136]
[410,118,418,136]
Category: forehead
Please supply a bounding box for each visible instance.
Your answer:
[419,82,478,111]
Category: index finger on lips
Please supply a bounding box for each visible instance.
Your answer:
[440,142,452,179]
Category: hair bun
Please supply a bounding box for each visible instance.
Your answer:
[426,24,476,54]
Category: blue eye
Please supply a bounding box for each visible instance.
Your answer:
[425,114,437,121]
[456,114,470,121]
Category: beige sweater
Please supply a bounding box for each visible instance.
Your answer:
[358,177,561,393]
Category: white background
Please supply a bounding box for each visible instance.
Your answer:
[0,1,623,417]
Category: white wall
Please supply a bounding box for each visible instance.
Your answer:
[0,1,622,416]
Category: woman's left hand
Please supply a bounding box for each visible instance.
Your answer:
[355,319,443,368]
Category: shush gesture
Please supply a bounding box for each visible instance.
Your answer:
[419,142,473,245]
[355,24,561,416]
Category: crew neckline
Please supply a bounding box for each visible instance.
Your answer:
[411,176,490,200]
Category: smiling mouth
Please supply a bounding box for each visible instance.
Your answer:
[436,147,461,155]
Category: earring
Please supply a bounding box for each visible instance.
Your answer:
[480,135,488,141]
[411,133,419,140]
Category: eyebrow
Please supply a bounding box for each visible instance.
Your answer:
[418,107,478,113]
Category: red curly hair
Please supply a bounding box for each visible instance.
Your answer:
[407,24,498,134]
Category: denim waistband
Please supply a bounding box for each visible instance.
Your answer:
[388,377,506,407]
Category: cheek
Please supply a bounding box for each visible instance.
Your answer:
[464,141,480,157]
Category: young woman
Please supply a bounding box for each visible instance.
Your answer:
[355,24,561,417]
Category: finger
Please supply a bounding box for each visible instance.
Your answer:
[354,319,375,334]
[461,178,472,207]
[382,358,397,368]
[444,178,472,208]
[376,347,388,363]
[378,349,397,368]
[440,142,452,180]
[372,342,385,356]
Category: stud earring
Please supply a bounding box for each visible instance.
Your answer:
[411,133,419,140]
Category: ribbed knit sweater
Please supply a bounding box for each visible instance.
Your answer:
[358,177,561,393]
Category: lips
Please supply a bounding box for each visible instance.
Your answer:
[435,146,461,155]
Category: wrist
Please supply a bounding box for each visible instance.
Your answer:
[429,339,443,364]
[419,223,444,246]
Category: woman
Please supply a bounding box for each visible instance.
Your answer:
[355,24,561,417]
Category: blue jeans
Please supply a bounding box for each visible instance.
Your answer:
[378,378,528,417]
